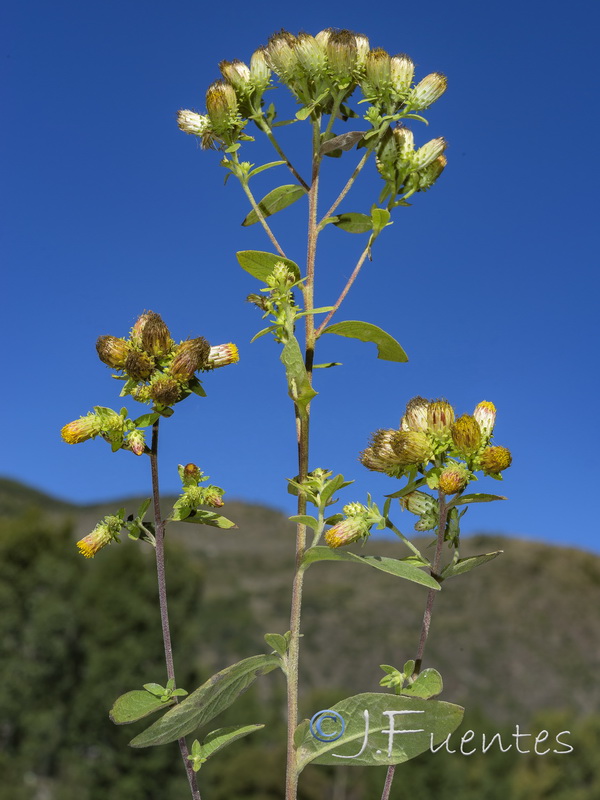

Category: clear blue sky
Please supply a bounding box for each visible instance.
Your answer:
[3,0,599,552]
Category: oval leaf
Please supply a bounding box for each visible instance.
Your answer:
[440,551,503,580]
[321,321,408,362]
[331,213,373,234]
[109,690,175,725]
[281,336,318,414]
[236,250,301,282]
[301,547,440,591]
[129,654,280,747]
[400,669,443,699]
[320,131,365,155]
[242,185,307,226]
[296,693,463,769]
[180,510,237,529]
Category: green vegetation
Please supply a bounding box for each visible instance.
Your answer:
[1,479,599,798]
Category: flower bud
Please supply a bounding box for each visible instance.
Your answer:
[76,515,122,558]
[360,429,403,473]
[96,336,130,369]
[325,29,358,84]
[412,137,447,170]
[149,375,181,406]
[219,59,251,96]
[451,414,482,456]
[325,514,370,548]
[177,109,210,136]
[170,337,211,381]
[480,445,512,475]
[427,399,455,437]
[438,463,470,495]
[131,312,151,346]
[205,343,239,369]
[354,33,370,69]
[61,413,102,444]
[403,396,430,432]
[408,72,447,110]
[393,125,415,159]
[473,401,496,442]
[392,430,434,466]
[140,312,172,358]
[125,430,146,456]
[203,487,225,508]
[294,32,326,78]
[414,155,447,192]
[400,490,437,516]
[205,80,239,135]
[390,53,414,96]
[182,463,202,485]
[250,47,271,90]
[267,30,299,82]
[124,350,155,381]
[364,48,392,92]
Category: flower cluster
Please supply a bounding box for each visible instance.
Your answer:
[324,499,385,549]
[360,397,511,481]
[76,512,125,558]
[178,27,447,174]
[96,311,238,413]
[171,463,226,520]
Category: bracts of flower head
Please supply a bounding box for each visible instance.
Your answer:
[325,502,382,548]
[76,513,124,558]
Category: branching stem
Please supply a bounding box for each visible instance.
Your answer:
[150,420,202,800]
[380,491,449,800]
[315,243,370,335]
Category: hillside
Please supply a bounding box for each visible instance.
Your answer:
[2,476,598,724]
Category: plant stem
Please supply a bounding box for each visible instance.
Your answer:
[238,178,288,258]
[315,243,370,335]
[150,420,202,800]
[319,148,373,224]
[284,116,322,800]
[380,492,449,800]
[254,116,310,191]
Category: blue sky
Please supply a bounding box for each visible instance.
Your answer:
[3,0,599,552]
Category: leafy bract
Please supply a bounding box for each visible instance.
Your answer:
[281,336,317,415]
[450,493,507,507]
[301,546,440,590]
[400,669,443,699]
[236,250,301,282]
[177,509,237,529]
[242,185,307,226]
[296,693,463,769]
[129,654,280,748]
[321,321,408,362]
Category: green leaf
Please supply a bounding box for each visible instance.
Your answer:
[296,693,463,769]
[281,336,318,415]
[321,321,408,362]
[264,633,288,656]
[400,669,443,699]
[319,131,364,155]
[236,250,301,282]
[248,160,285,178]
[143,683,166,696]
[130,654,281,747]
[288,515,319,531]
[187,377,207,398]
[301,547,440,590]
[371,207,391,234]
[199,724,265,761]
[109,691,175,725]
[440,551,503,580]
[329,213,373,234]
[136,498,151,519]
[132,412,159,428]
[180,510,237,529]
[242,185,307,226]
[450,493,507,507]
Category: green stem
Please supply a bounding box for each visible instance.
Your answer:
[380,492,449,800]
[253,115,310,191]
[238,176,287,258]
[315,243,370,335]
[150,421,201,800]
[319,147,374,225]
[285,115,322,800]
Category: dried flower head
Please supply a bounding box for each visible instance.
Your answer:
[149,375,181,407]
[427,399,455,437]
[96,336,130,369]
[140,312,173,358]
[124,350,155,381]
[170,337,211,381]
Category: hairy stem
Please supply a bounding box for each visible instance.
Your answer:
[238,179,287,258]
[285,116,322,800]
[319,148,373,224]
[315,243,370,335]
[253,115,310,191]
[380,492,449,800]
[150,421,201,800]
